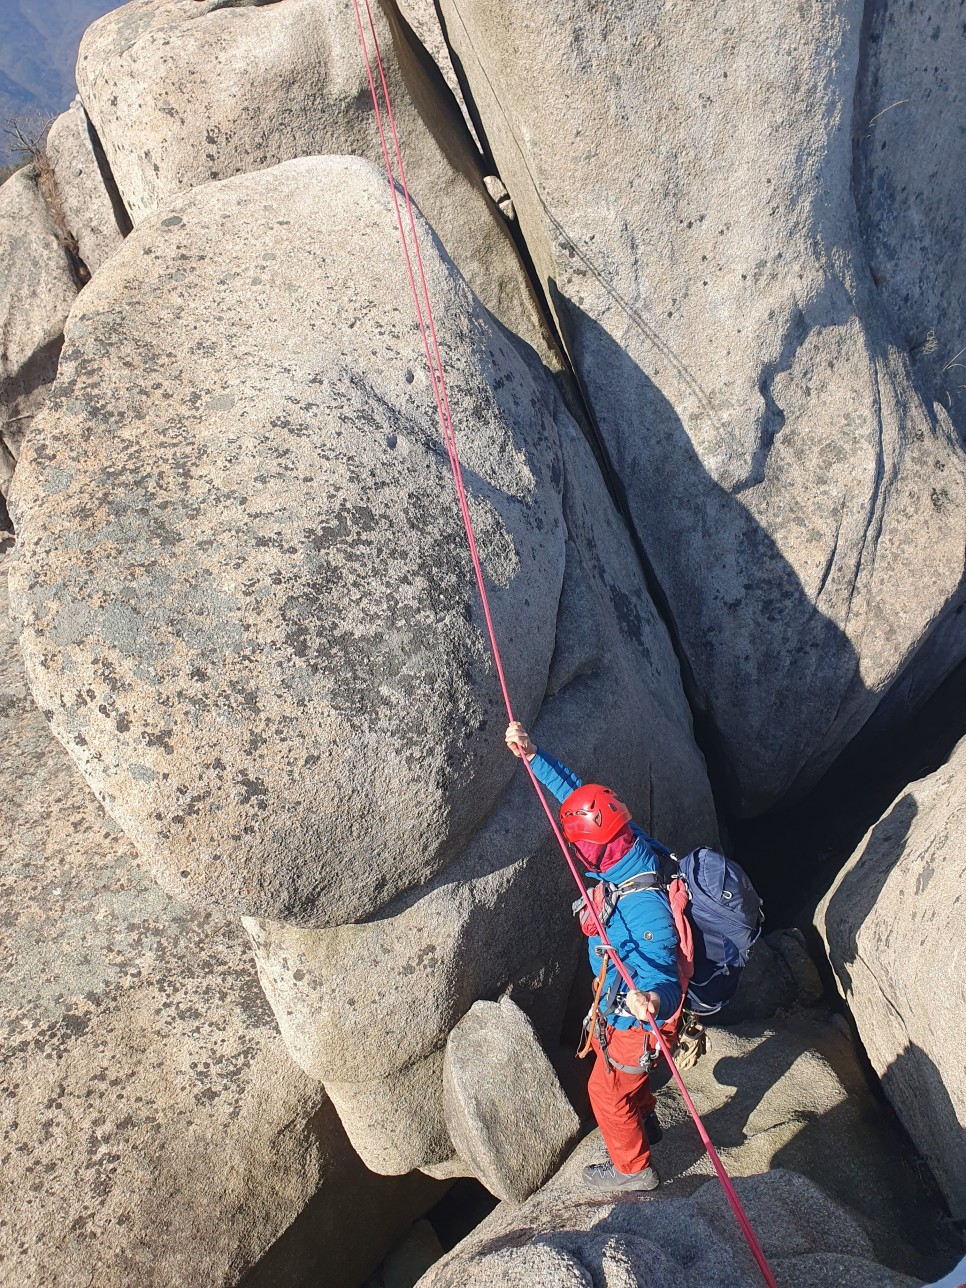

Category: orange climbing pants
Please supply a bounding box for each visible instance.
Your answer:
[588,1018,678,1174]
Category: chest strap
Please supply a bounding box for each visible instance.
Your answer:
[573,870,664,933]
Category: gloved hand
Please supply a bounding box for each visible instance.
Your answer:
[505,721,537,760]
[626,990,662,1022]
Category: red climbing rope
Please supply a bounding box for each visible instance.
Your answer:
[350,0,515,716]
[351,8,778,1286]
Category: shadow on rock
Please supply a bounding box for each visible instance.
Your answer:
[878,1041,966,1228]
[823,791,918,995]
[546,280,874,817]
[650,1013,957,1278]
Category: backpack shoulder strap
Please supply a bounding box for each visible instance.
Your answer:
[615,871,663,895]
[573,879,620,935]
[572,869,670,936]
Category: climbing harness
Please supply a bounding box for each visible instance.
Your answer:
[349,7,778,1285]
[576,868,695,1075]
[576,951,610,1059]
[577,939,670,1074]
[585,1007,665,1078]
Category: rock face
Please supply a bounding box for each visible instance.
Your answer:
[442,997,581,1202]
[416,1168,919,1288]
[9,152,716,1182]
[74,0,550,357]
[0,166,78,494]
[438,0,966,814]
[652,1012,950,1276]
[0,554,443,1288]
[853,0,966,442]
[818,735,966,1220]
[394,0,480,147]
[46,99,127,275]
[417,1009,954,1286]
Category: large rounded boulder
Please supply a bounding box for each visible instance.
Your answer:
[818,734,966,1221]
[9,154,563,927]
[9,151,719,1186]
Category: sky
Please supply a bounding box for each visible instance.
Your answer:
[0,0,123,161]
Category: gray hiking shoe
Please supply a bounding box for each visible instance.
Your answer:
[582,1161,660,1192]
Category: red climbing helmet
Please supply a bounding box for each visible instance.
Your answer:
[559,784,632,844]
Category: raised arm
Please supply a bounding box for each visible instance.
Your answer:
[505,722,585,805]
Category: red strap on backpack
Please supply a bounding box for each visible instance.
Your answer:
[667,874,695,1027]
[577,882,607,936]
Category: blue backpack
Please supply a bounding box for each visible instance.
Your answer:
[579,841,764,1017]
[675,847,764,1015]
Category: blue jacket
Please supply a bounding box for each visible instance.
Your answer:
[530,748,682,1028]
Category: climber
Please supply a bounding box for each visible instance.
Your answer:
[505,721,684,1194]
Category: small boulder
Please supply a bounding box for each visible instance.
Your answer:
[442,996,581,1202]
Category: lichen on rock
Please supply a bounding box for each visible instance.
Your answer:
[9,154,567,927]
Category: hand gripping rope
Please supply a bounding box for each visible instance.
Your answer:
[350,6,778,1285]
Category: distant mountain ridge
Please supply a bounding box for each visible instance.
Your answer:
[0,0,121,161]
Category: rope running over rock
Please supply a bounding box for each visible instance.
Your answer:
[349,6,778,1284]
